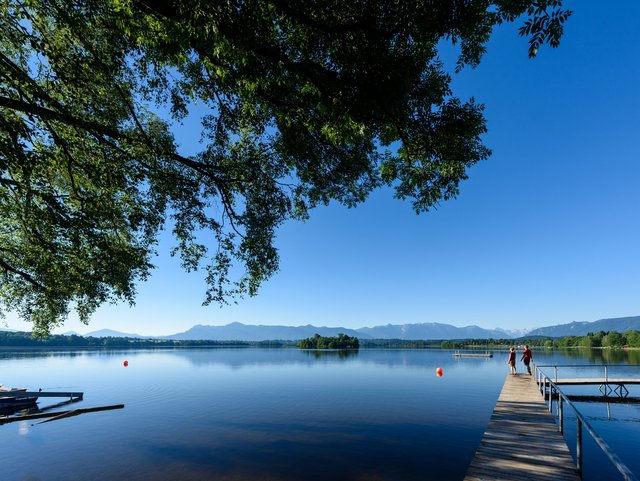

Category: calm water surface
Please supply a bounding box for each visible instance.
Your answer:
[1,348,639,480]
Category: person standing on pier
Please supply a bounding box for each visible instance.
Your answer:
[508,347,516,375]
[521,345,533,375]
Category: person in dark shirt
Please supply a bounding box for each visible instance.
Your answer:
[521,345,533,375]
[508,347,516,375]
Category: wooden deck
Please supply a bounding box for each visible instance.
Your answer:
[464,374,580,481]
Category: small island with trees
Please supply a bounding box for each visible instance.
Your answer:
[297,334,359,350]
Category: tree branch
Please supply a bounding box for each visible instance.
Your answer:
[0,95,216,176]
[0,257,44,289]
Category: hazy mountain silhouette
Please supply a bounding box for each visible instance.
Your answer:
[84,328,150,339]
[356,322,507,340]
[526,316,640,337]
[167,322,365,341]
[79,316,640,341]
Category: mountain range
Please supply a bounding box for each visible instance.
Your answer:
[81,315,640,341]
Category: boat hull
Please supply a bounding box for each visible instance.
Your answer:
[0,388,39,408]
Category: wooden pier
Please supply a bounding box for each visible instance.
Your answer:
[464,374,580,481]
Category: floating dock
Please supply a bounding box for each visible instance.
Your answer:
[551,378,640,385]
[0,391,83,400]
[453,352,493,358]
[541,377,640,397]
[464,374,580,481]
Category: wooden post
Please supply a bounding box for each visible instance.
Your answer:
[537,369,542,393]
[559,396,564,434]
[577,418,583,478]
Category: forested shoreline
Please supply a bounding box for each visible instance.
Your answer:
[440,330,640,349]
[0,331,294,348]
[0,330,638,350]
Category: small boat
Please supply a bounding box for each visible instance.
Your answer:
[0,385,39,408]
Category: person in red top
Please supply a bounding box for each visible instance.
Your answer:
[508,347,516,375]
[521,345,533,375]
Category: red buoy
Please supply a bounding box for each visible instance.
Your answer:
[436,367,443,377]
[123,360,129,367]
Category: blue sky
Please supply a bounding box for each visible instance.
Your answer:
[5,0,640,335]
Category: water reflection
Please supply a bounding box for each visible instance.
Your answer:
[0,349,137,361]
[553,347,640,364]
[302,349,359,359]
[2,346,640,367]
[0,347,638,481]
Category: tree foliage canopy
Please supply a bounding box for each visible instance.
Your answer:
[0,0,571,335]
[297,333,359,349]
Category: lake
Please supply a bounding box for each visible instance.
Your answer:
[1,348,639,480]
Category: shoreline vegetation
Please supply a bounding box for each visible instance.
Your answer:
[0,330,639,350]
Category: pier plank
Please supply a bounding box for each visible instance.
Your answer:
[464,374,580,481]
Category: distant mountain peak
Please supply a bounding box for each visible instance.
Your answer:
[85,328,148,339]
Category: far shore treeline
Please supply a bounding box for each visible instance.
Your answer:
[0,330,639,350]
[0,331,293,348]
[440,330,640,349]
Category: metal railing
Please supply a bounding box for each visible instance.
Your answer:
[534,363,638,480]
[538,363,638,382]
